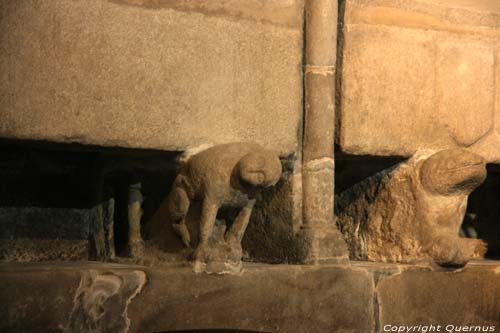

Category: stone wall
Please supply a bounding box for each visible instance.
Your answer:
[339,0,500,162]
[0,0,304,155]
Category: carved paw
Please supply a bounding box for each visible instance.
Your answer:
[429,236,487,266]
[464,238,487,258]
[193,243,211,263]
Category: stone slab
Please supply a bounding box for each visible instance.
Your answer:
[0,262,147,332]
[0,0,303,155]
[2,261,499,332]
[339,0,500,161]
[0,262,375,333]
[0,266,82,332]
[378,261,500,329]
[129,264,374,333]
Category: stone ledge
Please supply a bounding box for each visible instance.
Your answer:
[0,261,499,332]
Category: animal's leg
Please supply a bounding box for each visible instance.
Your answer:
[167,185,191,247]
[198,197,219,246]
[194,197,219,261]
[226,199,256,244]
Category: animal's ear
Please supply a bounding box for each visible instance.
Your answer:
[238,153,266,186]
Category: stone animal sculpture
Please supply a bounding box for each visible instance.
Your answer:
[335,148,487,266]
[166,142,282,273]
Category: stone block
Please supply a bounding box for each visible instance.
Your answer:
[340,0,500,161]
[128,264,375,333]
[0,263,146,332]
[0,0,303,155]
[340,24,439,156]
[436,41,494,146]
[0,262,375,333]
[378,261,500,327]
[2,261,500,332]
[0,267,81,332]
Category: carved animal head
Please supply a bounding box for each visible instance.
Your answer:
[238,150,282,188]
[420,149,486,196]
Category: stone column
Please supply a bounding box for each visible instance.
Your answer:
[128,182,144,259]
[301,0,348,263]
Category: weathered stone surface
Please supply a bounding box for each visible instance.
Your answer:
[339,0,500,161]
[0,0,303,155]
[0,263,147,333]
[3,261,500,332]
[0,266,82,332]
[0,262,375,332]
[66,269,146,332]
[341,24,437,156]
[0,207,99,262]
[378,261,500,327]
[242,168,303,264]
[128,264,375,333]
[336,149,487,266]
[436,41,495,146]
[0,207,96,240]
[0,239,89,262]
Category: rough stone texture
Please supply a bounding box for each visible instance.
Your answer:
[0,207,99,262]
[339,0,500,161]
[378,261,500,328]
[0,0,303,155]
[0,239,89,262]
[336,149,487,266]
[0,207,97,240]
[242,168,303,264]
